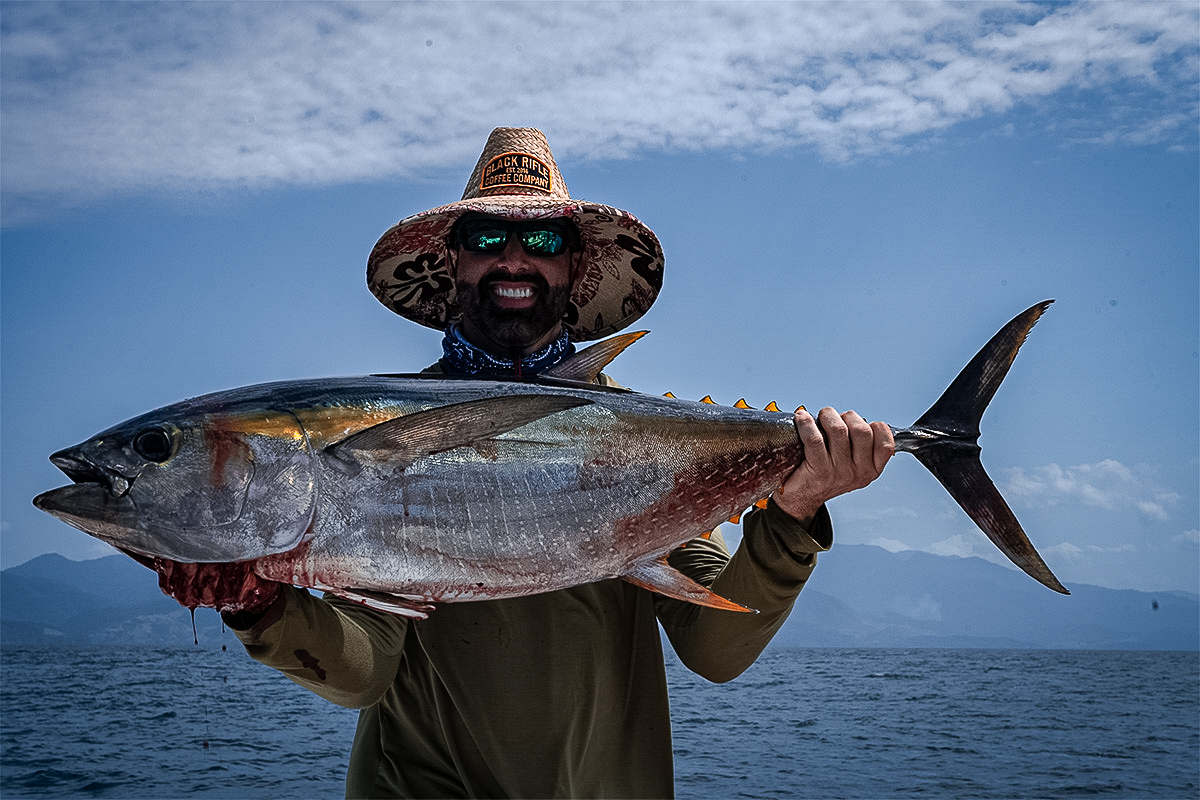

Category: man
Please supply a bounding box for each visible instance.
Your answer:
[163,127,894,798]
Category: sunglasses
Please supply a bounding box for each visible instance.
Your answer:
[456,218,577,257]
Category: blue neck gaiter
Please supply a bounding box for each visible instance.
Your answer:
[440,322,575,377]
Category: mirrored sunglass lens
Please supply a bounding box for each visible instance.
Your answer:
[521,229,565,255]
[463,226,508,252]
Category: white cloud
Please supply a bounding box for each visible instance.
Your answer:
[1,1,1195,221]
[1045,541,1136,561]
[1002,459,1182,520]
[868,537,913,553]
[929,533,985,559]
[1173,529,1200,546]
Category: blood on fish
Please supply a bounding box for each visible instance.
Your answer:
[156,558,280,617]
[202,425,250,488]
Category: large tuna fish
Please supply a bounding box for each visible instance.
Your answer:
[34,302,1067,616]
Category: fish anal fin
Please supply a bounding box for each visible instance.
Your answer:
[543,331,648,382]
[330,588,436,619]
[623,558,756,613]
[325,395,592,466]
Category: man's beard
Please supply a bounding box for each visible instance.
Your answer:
[457,271,573,353]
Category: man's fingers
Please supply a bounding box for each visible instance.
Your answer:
[871,421,896,474]
[802,407,893,483]
[840,411,874,482]
[794,408,829,467]
[815,406,850,464]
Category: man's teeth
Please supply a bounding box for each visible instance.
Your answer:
[496,286,533,299]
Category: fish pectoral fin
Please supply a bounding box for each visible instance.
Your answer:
[329,588,437,619]
[324,394,593,465]
[542,331,648,383]
[622,557,757,613]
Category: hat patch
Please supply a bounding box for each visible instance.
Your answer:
[480,152,552,195]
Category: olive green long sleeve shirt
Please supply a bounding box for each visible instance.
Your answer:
[233,499,832,799]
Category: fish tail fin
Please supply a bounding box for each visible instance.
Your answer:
[893,300,1069,594]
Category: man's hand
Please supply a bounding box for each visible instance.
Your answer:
[155,559,283,617]
[772,407,895,525]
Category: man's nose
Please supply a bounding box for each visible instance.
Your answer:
[490,236,536,271]
[500,236,526,259]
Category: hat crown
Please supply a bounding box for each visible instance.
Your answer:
[461,127,570,201]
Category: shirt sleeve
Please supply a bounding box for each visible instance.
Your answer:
[655,497,833,683]
[231,587,409,709]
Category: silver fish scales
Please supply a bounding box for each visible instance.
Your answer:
[34,302,1068,617]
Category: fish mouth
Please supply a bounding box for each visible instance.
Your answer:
[47,448,132,498]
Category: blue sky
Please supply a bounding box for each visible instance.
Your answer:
[2,1,1197,594]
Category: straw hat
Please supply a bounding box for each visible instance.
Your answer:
[367,127,664,341]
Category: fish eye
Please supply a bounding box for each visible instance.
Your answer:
[133,428,174,463]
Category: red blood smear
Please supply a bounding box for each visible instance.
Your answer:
[155,559,281,615]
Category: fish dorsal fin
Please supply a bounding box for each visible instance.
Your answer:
[325,395,592,466]
[543,331,648,383]
[623,557,756,613]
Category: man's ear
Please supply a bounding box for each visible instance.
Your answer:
[569,251,587,292]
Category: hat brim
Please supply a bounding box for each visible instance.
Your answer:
[367,195,664,342]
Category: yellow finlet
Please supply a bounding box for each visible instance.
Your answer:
[794,404,806,414]
[754,497,769,510]
[681,526,720,548]
[764,401,781,412]
[734,398,751,409]
[727,512,742,524]
[663,391,676,398]
[700,395,715,404]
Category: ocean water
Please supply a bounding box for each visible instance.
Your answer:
[1,644,1196,799]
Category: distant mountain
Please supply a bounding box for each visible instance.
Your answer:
[2,547,1196,650]
[776,545,1199,651]
[1,553,227,647]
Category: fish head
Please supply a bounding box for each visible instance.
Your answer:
[34,403,318,563]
